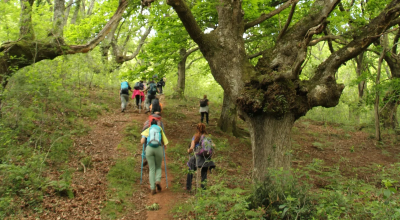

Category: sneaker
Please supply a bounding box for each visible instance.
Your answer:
[151,189,156,195]
[156,182,162,192]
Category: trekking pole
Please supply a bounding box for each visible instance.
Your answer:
[140,143,145,184]
[163,145,168,188]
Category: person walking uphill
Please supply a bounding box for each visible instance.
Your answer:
[143,80,159,113]
[141,119,169,195]
[199,95,210,124]
[186,123,216,191]
[120,81,133,112]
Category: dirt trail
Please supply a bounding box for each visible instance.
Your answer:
[142,96,187,220]
[36,96,185,219]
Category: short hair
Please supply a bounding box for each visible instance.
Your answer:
[151,119,157,125]
[203,95,207,99]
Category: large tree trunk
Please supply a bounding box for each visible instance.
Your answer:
[248,114,294,180]
[218,93,239,135]
[354,53,366,124]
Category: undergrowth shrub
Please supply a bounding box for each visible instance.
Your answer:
[248,169,314,219]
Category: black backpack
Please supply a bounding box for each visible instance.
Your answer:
[200,99,208,107]
[151,99,161,113]
[134,82,140,90]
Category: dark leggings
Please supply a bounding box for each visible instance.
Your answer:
[201,112,209,124]
[186,167,208,190]
[135,95,141,107]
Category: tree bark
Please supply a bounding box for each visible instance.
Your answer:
[381,91,399,129]
[176,49,187,99]
[375,36,387,141]
[353,52,366,124]
[70,0,81,25]
[19,0,35,40]
[218,93,239,136]
[52,0,65,38]
[248,113,295,180]
[87,0,95,15]
[64,0,74,26]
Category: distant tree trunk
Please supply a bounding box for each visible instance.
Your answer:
[174,47,199,99]
[381,91,399,129]
[176,49,187,99]
[355,52,366,124]
[218,93,239,135]
[64,0,74,26]
[381,29,400,130]
[375,36,386,141]
[52,0,65,38]
[70,0,81,24]
[87,0,95,15]
[19,0,35,40]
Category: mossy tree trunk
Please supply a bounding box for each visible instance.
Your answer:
[218,92,239,135]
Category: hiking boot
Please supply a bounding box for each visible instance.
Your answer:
[142,160,148,167]
[156,182,162,192]
[151,189,156,195]
[121,109,125,112]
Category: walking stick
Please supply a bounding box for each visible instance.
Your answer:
[163,145,168,188]
[140,143,145,184]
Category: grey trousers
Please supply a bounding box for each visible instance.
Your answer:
[121,94,129,110]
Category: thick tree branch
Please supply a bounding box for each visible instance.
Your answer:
[247,49,268,59]
[308,35,347,46]
[277,2,297,40]
[183,47,199,59]
[244,0,296,31]
[309,0,400,107]
[166,0,205,47]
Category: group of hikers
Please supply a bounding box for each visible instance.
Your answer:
[119,77,165,113]
[119,78,215,195]
[140,117,215,195]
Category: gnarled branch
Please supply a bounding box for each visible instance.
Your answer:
[244,0,297,31]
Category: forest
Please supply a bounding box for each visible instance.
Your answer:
[1,0,400,219]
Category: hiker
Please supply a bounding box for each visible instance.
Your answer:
[132,81,145,109]
[186,123,216,191]
[120,81,133,112]
[141,113,164,167]
[150,97,163,114]
[157,78,165,94]
[141,119,169,195]
[143,80,159,113]
[199,95,209,124]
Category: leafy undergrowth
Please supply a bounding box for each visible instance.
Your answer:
[101,120,141,219]
[0,61,116,218]
[163,96,400,219]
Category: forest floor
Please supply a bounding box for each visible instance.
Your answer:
[25,94,400,219]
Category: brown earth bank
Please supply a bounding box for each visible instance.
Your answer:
[20,94,400,219]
